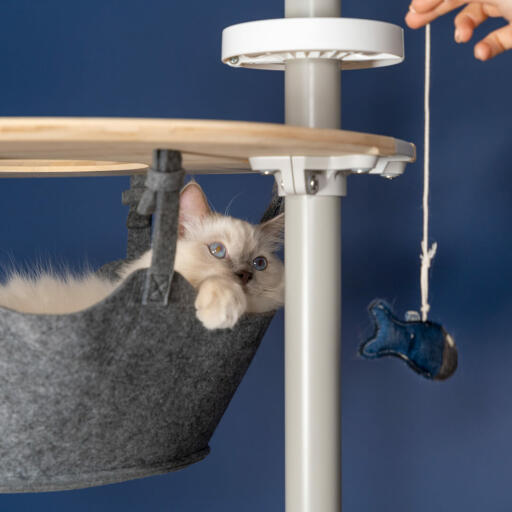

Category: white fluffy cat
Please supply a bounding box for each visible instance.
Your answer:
[0,182,285,330]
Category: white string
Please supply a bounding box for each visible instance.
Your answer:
[420,23,437,322]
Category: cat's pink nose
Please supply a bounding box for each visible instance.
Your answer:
[236,270,253,285]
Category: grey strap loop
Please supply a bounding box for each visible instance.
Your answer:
[123,174,152,260]
[137,189,157,217]
[138,164,183,217]
[146,170,183,191]
[140,149,185,306]
[122,187,144,205]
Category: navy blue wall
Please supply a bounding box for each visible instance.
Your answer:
[1,1,511,511]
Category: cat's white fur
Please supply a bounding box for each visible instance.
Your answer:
[0,182,284,330]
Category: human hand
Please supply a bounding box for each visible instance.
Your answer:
[405,0,512,60]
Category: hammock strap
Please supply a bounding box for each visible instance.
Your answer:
[259,181,284,222]
[122,174,152,260]
[137,149,185,306]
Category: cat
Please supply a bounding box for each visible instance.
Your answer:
[0,182,285,330]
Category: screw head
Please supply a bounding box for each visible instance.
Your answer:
[308,175,319,194]
[229,56,239,65]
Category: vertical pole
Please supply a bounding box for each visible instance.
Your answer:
[284,1,342,512]
[285,60,341,130]
[285,0,341,130]
[285,197,341,512]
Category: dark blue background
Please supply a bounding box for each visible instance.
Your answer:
[0,1,511,511]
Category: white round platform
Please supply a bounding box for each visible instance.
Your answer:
[222,18,404,70]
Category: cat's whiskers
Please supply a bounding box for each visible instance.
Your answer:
[224,192,243,217]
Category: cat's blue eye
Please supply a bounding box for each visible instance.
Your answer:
[208,242,226,259]
[252,256,267,271]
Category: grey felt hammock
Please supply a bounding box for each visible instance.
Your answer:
[0,150,282,493]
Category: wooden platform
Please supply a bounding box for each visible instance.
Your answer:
[0,118,415,176]
[0,160,149,177]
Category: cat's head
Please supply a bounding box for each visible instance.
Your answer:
[177,181,284,313]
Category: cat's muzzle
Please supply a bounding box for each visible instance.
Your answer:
[235,270,253,285]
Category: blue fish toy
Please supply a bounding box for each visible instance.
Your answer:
[360,299,458,380]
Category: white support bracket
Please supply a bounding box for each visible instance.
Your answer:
[249,140,415,196]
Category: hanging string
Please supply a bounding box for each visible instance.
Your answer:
[420,23,437,322]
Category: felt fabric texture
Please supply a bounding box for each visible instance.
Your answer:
[0,271,273,492]
[137,150,184,305]
[360,299,458,380]
[0,150,282,493]
[122,174,152,261]
[259,182,283,223]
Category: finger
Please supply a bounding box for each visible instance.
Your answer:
[406,0,498,29]
[454,3,488,42]
[474,23,512,60]
[410,0,499,12]
[406,0,466,29]
[409,0,445,14]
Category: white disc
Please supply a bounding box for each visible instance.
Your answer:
[222,18,404,70]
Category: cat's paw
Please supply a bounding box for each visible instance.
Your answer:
[195,278,247,330]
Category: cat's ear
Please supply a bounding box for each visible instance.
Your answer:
[179,181,211,235]
[259,213,284,246]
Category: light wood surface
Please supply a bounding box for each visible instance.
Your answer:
[0,118,414,176]
[0,160,148,177]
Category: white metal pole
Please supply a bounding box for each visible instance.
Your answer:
[284,0,342,511]
[285,0,340,19]
[285,60,341,130]
[285,197,341,512]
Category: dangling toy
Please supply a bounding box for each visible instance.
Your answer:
[360,25,458,380]
[361,300,457,380]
